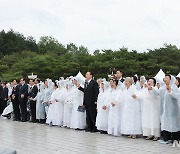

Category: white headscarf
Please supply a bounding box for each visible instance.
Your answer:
[45,78,53,90]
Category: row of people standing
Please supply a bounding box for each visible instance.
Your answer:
[1,71,180,148]
[95,73,180,148]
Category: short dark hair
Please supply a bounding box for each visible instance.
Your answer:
[117,70,123,75]
[35,78,40,83]
[87,71,93,76]
[29,79,35,82]
[20,78,26,81]
[165,74,171,80]
[148,77,156,86]
[1,81,6,85]
[12,79,19,83]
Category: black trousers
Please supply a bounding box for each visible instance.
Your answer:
[12,99,20,120]
[30,100,36,121]
[85,104,97,130]
[0,99,7,114]
[19,99,27,121]
[162,130,180,141]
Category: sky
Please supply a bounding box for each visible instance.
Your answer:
[0,0,180,53]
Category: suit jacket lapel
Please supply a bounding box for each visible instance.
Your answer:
[85,80,92,91]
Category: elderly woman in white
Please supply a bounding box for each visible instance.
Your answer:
[121,77,142,139]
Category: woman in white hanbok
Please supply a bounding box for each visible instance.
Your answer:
[121,77,142,139]
[132,78,160,141]
[63,80,73,128]
[107,79,122,136]
[96,81,110,134]
[46,80,66,126]
[70,78,86,130]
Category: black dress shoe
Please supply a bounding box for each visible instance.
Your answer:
[85,129,92,132]
[91,129,99,133]
[75,128,85,131]
[21,120,27,122]
[100,131,108,134]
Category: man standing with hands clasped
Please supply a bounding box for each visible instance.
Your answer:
[77,71,99,133]
[28,79,38,123]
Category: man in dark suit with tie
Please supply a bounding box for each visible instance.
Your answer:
[18,78,28,122]
[78,71,99,133]
[11,79,21,121]
[116,70,125,83]
[0,82,8,114]
[28,79,38,123]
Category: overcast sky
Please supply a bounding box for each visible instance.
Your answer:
[0,0,180,53]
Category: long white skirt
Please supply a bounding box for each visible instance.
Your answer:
[46,103,55,125]
[142,98,160,137]
[46,101,64,126]
[63,103,73,127]
[108,104,121,136]
[70,103,86,129]
[121,100,142,135]
[96,108,109,132]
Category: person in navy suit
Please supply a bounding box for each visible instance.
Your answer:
[28,79,38,123]
[18,78,28,122]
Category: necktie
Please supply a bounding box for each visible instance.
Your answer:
[85,81,88,89]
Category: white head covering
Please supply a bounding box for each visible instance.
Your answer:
[45,78,53,90]
[65,79,73,89]
[74,76,84,85]
[39,81,45,92]
[101,81,110,92]
[170,75,176,86]
[57,79,65,89]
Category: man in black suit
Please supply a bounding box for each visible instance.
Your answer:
[116,70,125,83]
[11,79,21,121]
[18,78,28,122]
[0,82,8,114]
[78,71,99,133]
[28,79,38,123]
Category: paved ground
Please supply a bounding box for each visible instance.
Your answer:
[0,117,179,154]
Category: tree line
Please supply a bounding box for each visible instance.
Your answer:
[0,29,180,82]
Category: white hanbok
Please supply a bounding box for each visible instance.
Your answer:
[96,82,110,132]
[70,86,86,129]
[136,87,160,137]
[46,86,66,126]
[63,87,73,127]
[121,85,142,135]
[107,88,122,136]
